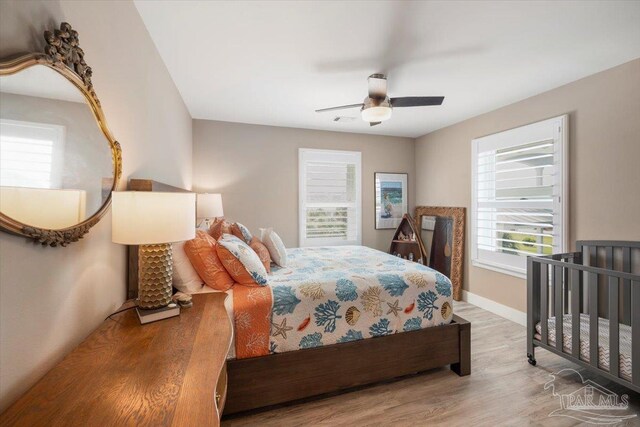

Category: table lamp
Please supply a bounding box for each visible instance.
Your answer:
[112,191,195,323]
[196,193,224,229]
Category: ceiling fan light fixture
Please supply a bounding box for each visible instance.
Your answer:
[361,106,392,123]
[361,96,392,123]
[316,74,444,124]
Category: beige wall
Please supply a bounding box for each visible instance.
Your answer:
[0,0,192,411]
[415,58,640,312]
[192,120,415,251]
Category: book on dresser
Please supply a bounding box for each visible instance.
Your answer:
[388,213,428,264]
[137,303,181,324]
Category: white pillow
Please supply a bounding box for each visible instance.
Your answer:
[172,240,204,293]
[260,228,287,267]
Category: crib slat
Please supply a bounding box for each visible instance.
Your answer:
[570,268,580,358]
[541,263,549,345]
[586,245,597,317]
[589,272,599,368]
[554,265,563,352]
[622,247,630,272]
[633,281,640,386]
[594,246,600,267]
[563,267,570,313]
[622,247,631,325]
[608,276,619,378]
[605,246,613,322]
[550,265,555,317]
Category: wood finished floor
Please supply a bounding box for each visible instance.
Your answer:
[222,301,640,426]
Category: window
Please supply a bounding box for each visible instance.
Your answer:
[471,115,568,278]
[299,148,361,247]
[0,119,64,189]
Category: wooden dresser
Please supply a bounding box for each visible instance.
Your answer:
[1,293,232,427]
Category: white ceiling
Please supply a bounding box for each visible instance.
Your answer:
[135,1,640,138]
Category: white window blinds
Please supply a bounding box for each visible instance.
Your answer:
[471,115,568,277]
[0,119,64,189]
[299,148,361,247]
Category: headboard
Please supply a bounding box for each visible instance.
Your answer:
[126,179,192,299]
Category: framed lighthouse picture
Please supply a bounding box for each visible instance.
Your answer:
[375,172,408,229]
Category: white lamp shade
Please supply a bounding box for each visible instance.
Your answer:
[197,193,224,219]
[112,191,196,245]
[0,186,86,229]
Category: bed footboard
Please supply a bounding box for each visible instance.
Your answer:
[225,316,470,415]
[527,241,640,393]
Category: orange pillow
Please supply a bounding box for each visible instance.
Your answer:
[209,218,233,240]
[249,237,272,273]
[184,230,234,291]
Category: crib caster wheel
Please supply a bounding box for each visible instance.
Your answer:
[527,354,537,366]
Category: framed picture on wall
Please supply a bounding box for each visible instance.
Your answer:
[375,172,408,229]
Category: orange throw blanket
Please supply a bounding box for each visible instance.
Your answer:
[232,285,273,358]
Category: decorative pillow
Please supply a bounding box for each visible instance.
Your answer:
[259,228,287,267]
[216,234,268,286]
[184,230,234,291]
[209,217,233,240]
[249,237,272,273]
[231,222,253,244]
[172,240,204,294]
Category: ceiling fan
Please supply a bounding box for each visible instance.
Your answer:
[315,74,444,126]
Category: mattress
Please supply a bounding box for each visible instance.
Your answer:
[535,314,632,382]
[215,245,453,360]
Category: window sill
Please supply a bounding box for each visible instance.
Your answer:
[300,240,362,248]
[471,260,527,280]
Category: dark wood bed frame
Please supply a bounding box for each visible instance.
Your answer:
[128,179,472,415]
[225,315,470,414]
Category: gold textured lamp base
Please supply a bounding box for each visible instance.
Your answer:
[138,243,173,309]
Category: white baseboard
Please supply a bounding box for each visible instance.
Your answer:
[461,290,527,326]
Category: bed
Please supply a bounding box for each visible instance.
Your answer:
[127,179,471,415]
[195,245,469,414]
[221,245,454,360]
[223,246,469,414]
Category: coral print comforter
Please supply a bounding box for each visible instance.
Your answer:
[230,246,453,359]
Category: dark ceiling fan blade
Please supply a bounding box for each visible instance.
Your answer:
[390,96,444,107]
[369,121,382,127]
[315,103,363,113]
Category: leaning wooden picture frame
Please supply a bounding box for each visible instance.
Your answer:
[414,206,465,301]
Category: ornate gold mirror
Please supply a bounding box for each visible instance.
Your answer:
[0,23,122,246]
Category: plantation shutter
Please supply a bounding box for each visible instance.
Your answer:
[299,149,361,247]
[471,115,568,277]
[0,119,64,189]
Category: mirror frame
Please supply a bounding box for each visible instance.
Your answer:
[414,206,465,301]
[0,22,122,246]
